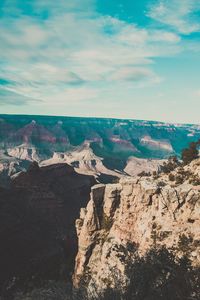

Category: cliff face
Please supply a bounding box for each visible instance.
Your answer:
[0,163,96,292]
[73,159,200,289]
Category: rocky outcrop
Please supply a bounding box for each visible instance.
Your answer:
[13,163,96,232]
[73,159,200,290]
[41,142,123,182]
[0,150,27,186]
[8,144,41,162]
[0,163,96,294]
[124,156,164,176]
[140,135,173,152]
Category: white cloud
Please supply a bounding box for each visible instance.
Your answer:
[0,0,184,106]
[147,0,200,34]
[148,31,180,43]
[0,88,41,106]
[47,87,98,104]
[110,67,160,84]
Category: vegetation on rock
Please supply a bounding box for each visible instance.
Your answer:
[13,248,200,300]
[181,140,200,165]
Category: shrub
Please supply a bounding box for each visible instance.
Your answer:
[189,174,200,186]
[137,171,151,177]
[161,156,180,174]
[168,173,175,181]
[175,175,184,185]
[124,247,200,300]
[181,141,199,165]
[13,248,200,300]
[101,213,113,231]
[157,181,166,187]
[178,234,194,254]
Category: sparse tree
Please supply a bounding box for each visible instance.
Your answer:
[181,141,199,165]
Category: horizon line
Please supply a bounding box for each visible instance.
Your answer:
[0,113,199,127]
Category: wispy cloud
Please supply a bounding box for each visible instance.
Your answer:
[0,0,198,116]
[147,0,200,34]
[0,88,41,106]
[0,1,182,105]
[109,67,161,84]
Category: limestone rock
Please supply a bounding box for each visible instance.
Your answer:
[73,159,200,290]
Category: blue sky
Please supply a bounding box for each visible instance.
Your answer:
[0,0,200,123]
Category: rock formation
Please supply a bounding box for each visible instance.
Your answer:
[41,142,123,182]
[140,135,173,152]
[73,159,200,290]
[0,150,27,186]
[0,163,96,295]
[124,156,164,176]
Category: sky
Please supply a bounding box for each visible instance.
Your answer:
[0,0,200,124]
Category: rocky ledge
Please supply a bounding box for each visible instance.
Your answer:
[73,159,200,290]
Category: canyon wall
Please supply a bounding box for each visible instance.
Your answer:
[73,159,200,290]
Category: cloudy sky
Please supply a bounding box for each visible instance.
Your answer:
[0,0,200,123]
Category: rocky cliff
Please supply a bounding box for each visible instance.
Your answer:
[0,163,96,296]
[73,159,200,290]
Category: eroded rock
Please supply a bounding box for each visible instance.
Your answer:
[73,159,200,290]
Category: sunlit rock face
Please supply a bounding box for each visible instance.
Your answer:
[41,142,122,181]
[73,159,200,290]
[8,144,41,162]
[124,156,164,176]
[140,135,173,152]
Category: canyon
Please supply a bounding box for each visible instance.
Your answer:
[0,115,200,298]
[1,114,200,184]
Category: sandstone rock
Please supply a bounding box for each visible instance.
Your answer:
[124,156,165,176]
[73,159,200,290]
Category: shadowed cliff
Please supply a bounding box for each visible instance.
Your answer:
[0,163,96,298]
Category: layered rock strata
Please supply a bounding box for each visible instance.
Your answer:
[74,160,200,289]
